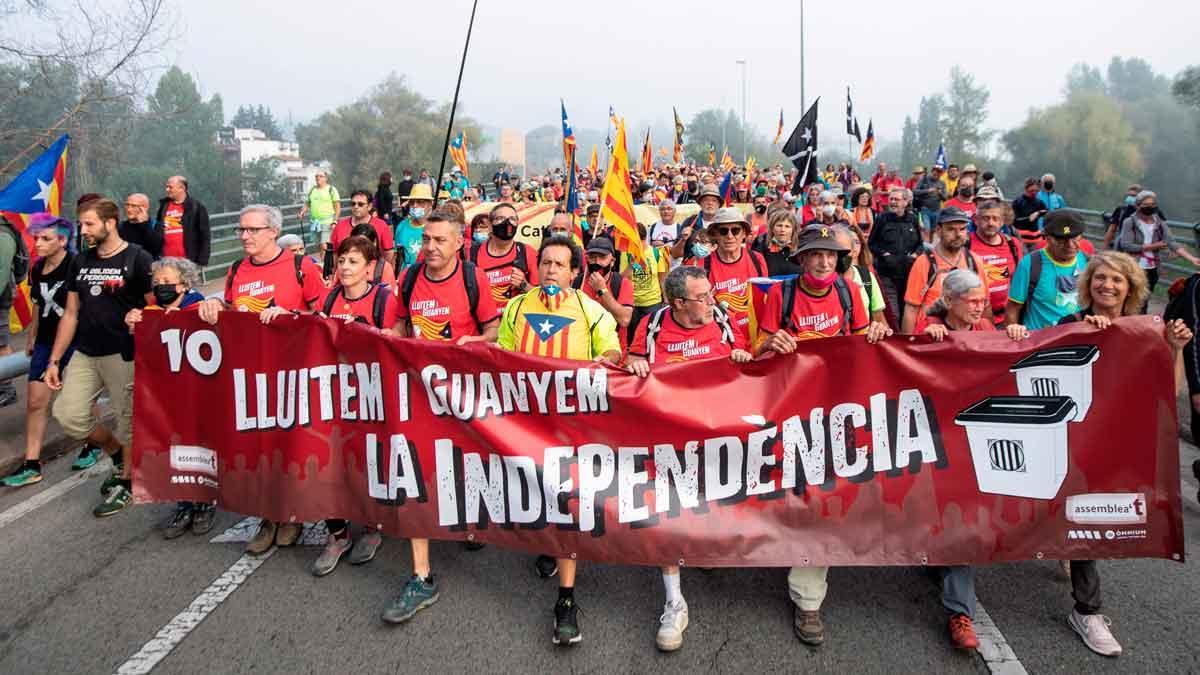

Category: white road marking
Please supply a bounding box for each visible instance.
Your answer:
[113,549,275,675]
[974,603,1029,674]
[0,458,112,530]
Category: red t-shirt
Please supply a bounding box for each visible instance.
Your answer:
[398,260,501,341]
[629,309,742,363]
[330,217,395,252]
[943,197,977,217]
[223,249,324,312]
[760,279,869,340]
[472,242,539,308]
[320,283,399,329]
[968,233,1022,324]
[689,249,767,346]
[162,201,186,258]
[579,274,635,308]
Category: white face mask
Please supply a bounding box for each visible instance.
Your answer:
[821,205,836,217]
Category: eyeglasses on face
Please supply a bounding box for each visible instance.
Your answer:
[351,201,369,207]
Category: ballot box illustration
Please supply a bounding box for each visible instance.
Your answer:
[954,396,1077,499]
[1009,346,1100,422]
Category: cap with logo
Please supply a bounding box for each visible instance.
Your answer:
[794,224,850,254]
[1044,210,1083,239]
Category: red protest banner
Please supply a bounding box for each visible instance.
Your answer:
[132,312,1184,567]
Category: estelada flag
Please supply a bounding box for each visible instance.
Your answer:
[561,100,576,169]
[0,133,69,334]
[449,131,469,179]
[588,145,599,175]
[640,128,653,174]
[858,119,876,162]
[564,147,584,244]
[720,147,735,172]
[601,119,645,265]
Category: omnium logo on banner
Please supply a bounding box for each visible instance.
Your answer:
[1065,493,1147,525]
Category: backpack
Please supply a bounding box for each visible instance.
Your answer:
[571,269,625,299]
[306,185,336,209]
[703,249,766,278]
[642,304,735,364]
[321,283,393,329]
[400,261,485,334]
[922,249,979,300]
[469,240,529,277]
[0,219,30,287]
[779,275,855,336]
[373,258,386,284]
[854,263,874,303]
[226,252,305,302]
[964,232,1019,263]
[1016,251,1046,324]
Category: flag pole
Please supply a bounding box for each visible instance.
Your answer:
[433,0,479,210]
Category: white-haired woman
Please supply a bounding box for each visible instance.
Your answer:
[924,269,1028,340]
[125,257,214,538]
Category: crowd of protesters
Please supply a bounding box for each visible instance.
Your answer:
[1,152,1197,661]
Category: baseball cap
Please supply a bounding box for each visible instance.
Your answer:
[973,185,1002,201]
[937,206,971,225]
[794,224,849,254]
[585,237,615,255]
[1044,210,1083,238]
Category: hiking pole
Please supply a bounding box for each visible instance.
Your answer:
[434,0,479,210]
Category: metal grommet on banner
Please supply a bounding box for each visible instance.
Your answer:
[801,557,809,566]
[1035,552,1044,560]
[1173,553,1181,560]
[570,552,577,560]
[289,515,297,523]
[1152,315,1162,323]
[678,558,685,567]
[466,533,475,542]
[376,523,383,531]
[919,554,929,566]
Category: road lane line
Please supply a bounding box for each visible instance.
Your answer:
[0,458,112,530]
[974,603,1029,674]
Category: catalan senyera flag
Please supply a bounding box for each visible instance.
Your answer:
[0,133,69,334]
[601,119,644,266]
[561,99,576,169]
[773,108,784,145]
[588,145,599,176]
[448,131,469,178]
[672,107,684,163]
[640,128,653,174]
[859,119,876,162]
[708,145,716,167]
[745,156,757,175]
[720,147,735,172]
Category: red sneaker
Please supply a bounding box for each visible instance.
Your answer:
[948,614,980,649]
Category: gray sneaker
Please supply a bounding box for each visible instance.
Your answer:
[382,574,440,624]
[656,600,688,652]
[348,531,383,565]
[311,535,352,577]
[162,504,194,539]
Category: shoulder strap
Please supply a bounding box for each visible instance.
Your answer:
[1019,252,1044,324]
[608,271,623,298]
[469,241,482,264]
[373,258,385,283]
[372,284,390,328]
[855,263,873,300]
[400,262,423,309]
[292,252,304,288]
[923,250,938,295]
[644,305,670,364]
[1005,234,1019,261]
[461,260,484,334]
[225,258,244,296]
[322,285,342,315]
[703,253,713,275]
[511,242,529,274]
[833,275,854,335]
[780,278,797,333]
[750,251,765,277]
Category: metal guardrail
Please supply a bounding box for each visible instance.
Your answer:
[1067,207,1200,294]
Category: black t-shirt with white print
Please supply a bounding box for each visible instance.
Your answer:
[30,252,74,346]
[66,243,153,359]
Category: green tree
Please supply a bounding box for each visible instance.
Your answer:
[1171,65,1200,111]
[682,108,774,168]
[914,95,944,167]
[231,104,282,139]
[242,157,293,206]
[942,67,993,164]
[900,116,917,174]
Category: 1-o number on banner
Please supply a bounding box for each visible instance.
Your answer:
[160,328,223,375]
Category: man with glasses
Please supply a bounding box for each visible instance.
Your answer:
[118,193,163,259]
[198,205,324,555]
[332,189,396,268]
[689,207,767,348]
[154,175,210,266]
[1005,210,1089,330]
[624,265,750,651]
[469,203,538,309]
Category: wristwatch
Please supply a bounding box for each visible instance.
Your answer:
[596,288,606,297]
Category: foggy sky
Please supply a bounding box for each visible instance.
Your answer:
[175,0,1199,151]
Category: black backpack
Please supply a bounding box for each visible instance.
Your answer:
[226,252,305,303]
[469,240,529,276]
[571,269,625,299]
[0,218,29,286]
[778,275,855,336]
[854,263,874,303]
[400,261,485,334]
[921,249,979,301]
[1016,251,1045,324]
[321,283,393,329]
[642,304,735,363]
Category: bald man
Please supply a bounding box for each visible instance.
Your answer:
[155,175,211,265]
[119,193,164,259]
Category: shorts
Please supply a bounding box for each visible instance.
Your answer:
[29,342,73,383]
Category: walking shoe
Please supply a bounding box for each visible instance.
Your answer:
[948,614,980,649]
[245,520,277,555]
[348,530,383,565]
[463,541,486,551]
[99,472,123,495]
[655,600,688,652]
[275,522,303,547]
[382,574,440,624]
[93,484,132,517]
[1068,610,1122,657]
[191,503,216,535]
[311,534,353,577]
[0,388,16,408]
[72,445,102,470]
[2,463,42,487]
[793,606,825,645]
[553,597,582,646]
[1059,560,1072,579]
[1193,459,1200,503]
[535,554,559,578]
[162,503,194,539]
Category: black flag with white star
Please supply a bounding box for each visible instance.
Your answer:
[782,97,819,192]
[846,87,855,135]
[852,117,862,143]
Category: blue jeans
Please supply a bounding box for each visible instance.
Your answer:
[920,208,940,232]
[939,565,976,618]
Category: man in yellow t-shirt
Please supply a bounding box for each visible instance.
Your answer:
[496,236,620,647]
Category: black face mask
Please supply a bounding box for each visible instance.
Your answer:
[835,252,852,274]
[958,187,974,198]
[491,221,517,241]
[754,204,768,214]
[153,284,181,306]
[1139,205,1157,216]
[687,181,698,192]
[586,262,610,276]
[1043,182,1054,191]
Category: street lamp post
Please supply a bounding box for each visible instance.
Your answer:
[736,59,747,165]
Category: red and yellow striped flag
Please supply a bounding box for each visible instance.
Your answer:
[640,128,653,174]
[720,147,735,171]
[588,145,599,175]
[601,119,645,265]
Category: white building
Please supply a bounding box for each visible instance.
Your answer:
[219,127,329,202]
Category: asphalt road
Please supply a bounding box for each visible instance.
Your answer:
[1,442,1198,674]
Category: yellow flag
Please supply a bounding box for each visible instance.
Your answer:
[601,119,645,265]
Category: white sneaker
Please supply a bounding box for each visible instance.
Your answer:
[1068,610,1122,657]
[655,600,688,652]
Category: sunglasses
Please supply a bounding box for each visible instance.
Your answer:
[491,216,519,227]
[351,201,369,207]
[712,226,743,237]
